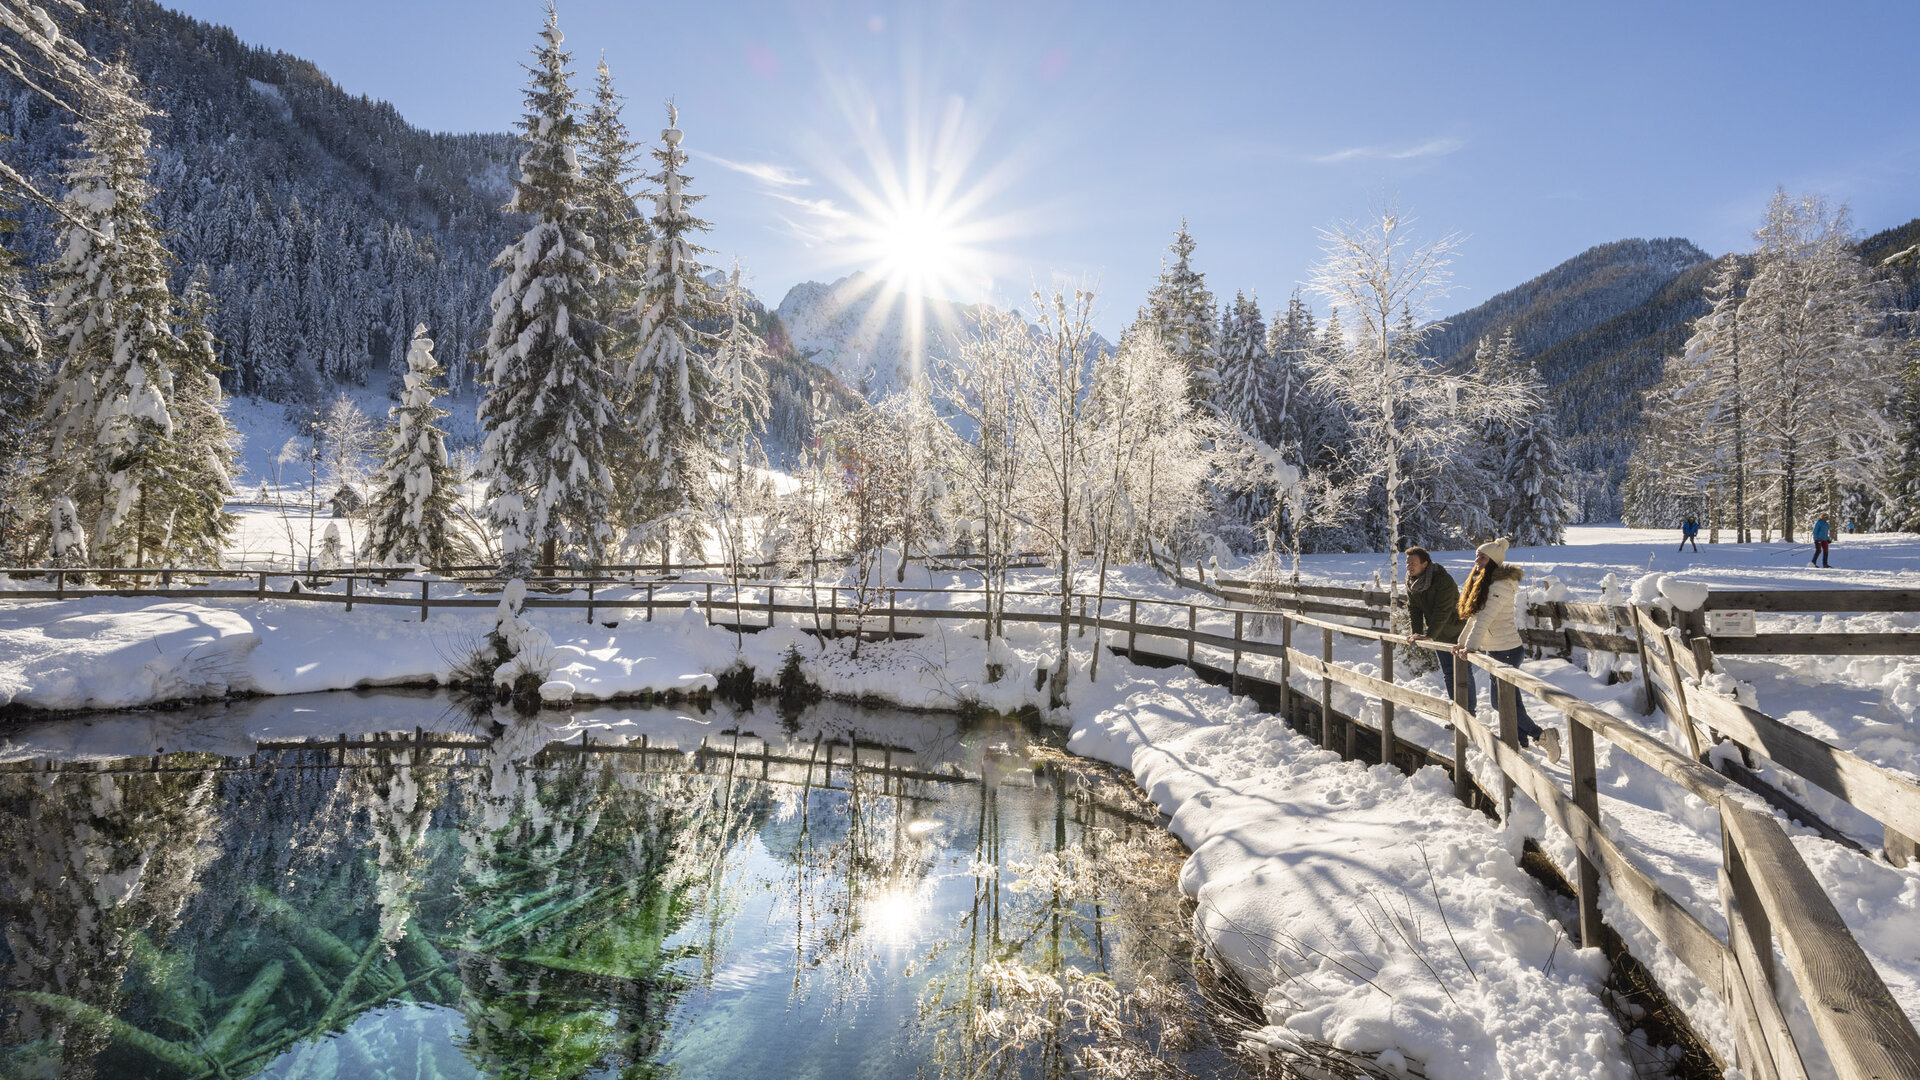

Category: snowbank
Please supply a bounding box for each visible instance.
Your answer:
[0,594,714,711]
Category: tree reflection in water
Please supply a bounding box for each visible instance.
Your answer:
[0,701,1317,1080]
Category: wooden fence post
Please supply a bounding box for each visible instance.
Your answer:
[1496,677,1518,817]
[1127,599,1138,662]
[419,579,429,622]
[1453,652,1472,804]
[646,582,654,622]
[705,581,714,613]
[1186,604,1196,666]
[1569,716,1603,947]
[345,575,353,613]
[1659,629,1705,760]
[1380,639,1396,770]
[830,587,839,637]
[1320,627,1335,753]
[1631,607,1657,716]
[586,581,594,624]
[889,589,897,640]
[1232,611,1244,694]
[258,571,267,599]
[1280,617,1293,718]
[1886,829,1916,869]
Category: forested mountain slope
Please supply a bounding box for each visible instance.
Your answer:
[1429,238,1710,519]
[5,0,518,400]
[0,0,857,463]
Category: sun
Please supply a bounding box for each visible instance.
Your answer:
[873,201,963,297]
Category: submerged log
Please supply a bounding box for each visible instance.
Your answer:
[5,989,207,1072]
[205,960,283,1060]
[250,886,360,973]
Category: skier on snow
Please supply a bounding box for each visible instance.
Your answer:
[1811,512,1833,568]
[1678,515,1700,553]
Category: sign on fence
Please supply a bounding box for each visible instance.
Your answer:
[1705,609,1757,637]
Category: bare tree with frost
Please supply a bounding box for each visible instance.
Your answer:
[1307,206,1528,586]
[1740,191,1893,540]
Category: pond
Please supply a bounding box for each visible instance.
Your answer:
[0,693,1254,1080]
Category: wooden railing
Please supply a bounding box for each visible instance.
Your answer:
[1526,592,1920,869]
[8,569,1920,1076]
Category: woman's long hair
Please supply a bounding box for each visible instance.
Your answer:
[1458,560,1500,620]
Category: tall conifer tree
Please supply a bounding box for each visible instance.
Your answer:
[41,62,232,566]
[364,325,460,567]
[627,102,717,562]
[1145,221,1218,403]
[476,5,615,574]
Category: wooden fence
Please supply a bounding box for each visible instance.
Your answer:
[7,569,1920,1076]
[1526,591,1920,870]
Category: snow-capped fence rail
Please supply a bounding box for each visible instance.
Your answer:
[1525,593,1920,870]
[1140,546,1394,625]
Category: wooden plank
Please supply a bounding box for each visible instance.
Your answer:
[1722,852,1810,1080]
[1521,627,1638,656]
[1286,650,1454,723]
[1720,936,1789,1080]
[1569,717,1604,949]
[1681,689,1920,840]
[1708,633,1920,656]
[1720,801,1920,1079]
[1703,589,1920,614]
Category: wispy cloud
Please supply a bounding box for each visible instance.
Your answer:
[697,151,810,187]
[1310,136,1466,165]
[769,191,849,219]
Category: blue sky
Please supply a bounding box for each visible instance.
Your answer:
[168,0,1918,334]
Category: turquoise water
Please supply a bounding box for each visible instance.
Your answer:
[0,698,1241,1079]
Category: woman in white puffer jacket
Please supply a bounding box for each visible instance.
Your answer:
[1452,537,1561,763]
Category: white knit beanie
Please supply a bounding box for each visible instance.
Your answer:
[1476,537,1510,564]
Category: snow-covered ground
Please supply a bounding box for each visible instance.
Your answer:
[3,528,1917,1076]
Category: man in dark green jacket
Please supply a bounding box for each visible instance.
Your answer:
[1405,546,1473,710]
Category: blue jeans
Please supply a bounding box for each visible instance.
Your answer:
[1486,646,1545,744]
[1440,651,1476,713]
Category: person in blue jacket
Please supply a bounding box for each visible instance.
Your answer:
[1679,516,1700,553]
[1811,512,1833,568]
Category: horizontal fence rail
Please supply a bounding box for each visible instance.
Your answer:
[8,565,1920,1076]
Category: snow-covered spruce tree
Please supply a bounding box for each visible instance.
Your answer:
[708,259,772,583]
[363,325,461,568]
[1145,221,1218,404]
[476,6,615,575]
[625,101,718,566]
[1210,291,1279,540]
[1265,290,1318,452]
[159,269,239,565]
[41,62,233,567]
[1212,291,1276,441]
[1503,362,1569,545]
[0,164,44,563]
[580,55,649,363]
